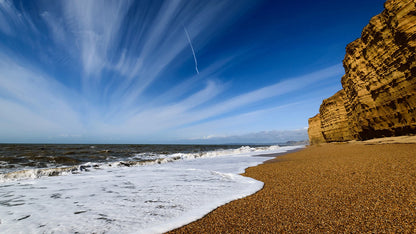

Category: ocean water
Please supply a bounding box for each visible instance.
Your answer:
[0,144,304,233]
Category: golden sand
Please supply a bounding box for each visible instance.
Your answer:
[168,142,416,233]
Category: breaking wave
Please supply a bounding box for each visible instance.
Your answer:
[0,145,285,183]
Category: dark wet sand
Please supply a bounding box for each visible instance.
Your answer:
[168,143,416,233]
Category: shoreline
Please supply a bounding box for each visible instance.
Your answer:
[168,141,416,232]
[254,146,305,158]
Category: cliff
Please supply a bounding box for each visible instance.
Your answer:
[319,90,355,142]
[309,0,416,144]
[308,114,326,144]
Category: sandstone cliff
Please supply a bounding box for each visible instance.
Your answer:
[308,114,326,144]
[309,0,416,144]
[319,90,355,142]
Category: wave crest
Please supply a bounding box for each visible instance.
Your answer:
[0,145,284,183]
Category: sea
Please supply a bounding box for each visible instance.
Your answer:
[0,144,304,233]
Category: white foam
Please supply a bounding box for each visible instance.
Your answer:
[0,145,304,233]
[0,145,297,183]
[0,166,79,182]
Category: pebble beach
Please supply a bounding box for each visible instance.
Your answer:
[168,140,416,233]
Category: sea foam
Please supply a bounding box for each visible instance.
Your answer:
[0,145,288,183]
[0,145,303,233]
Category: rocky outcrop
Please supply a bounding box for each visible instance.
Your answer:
[308,0,416,144]
[319,90,355,142]
[308,114,325,144]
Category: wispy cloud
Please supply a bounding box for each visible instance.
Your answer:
[0,54,83,138]
[184,128,309,144]
[0,0,38,36]
[185,64,343,122]
[37,0,258,111]
[170,100,311,141]
[0,0,343,143]
[101,64,342,140]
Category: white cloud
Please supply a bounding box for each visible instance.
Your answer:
[170,100,308,140]
[84,64,342,140]
[185,129,309,144]
[188,64,343,121]
[0,55,84,139]
[0,0,344,143]
[41,12,67,46]
[0,0,39,36]
[33,0,260,114]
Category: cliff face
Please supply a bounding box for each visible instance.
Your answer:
[319,90,355,142]
[309,0,416,144]
[308,114,326,144]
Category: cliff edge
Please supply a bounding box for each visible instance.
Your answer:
[309,0,416,144]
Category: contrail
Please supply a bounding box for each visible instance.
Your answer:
[183,26,199,74]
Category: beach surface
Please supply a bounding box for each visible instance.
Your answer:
[168,138,416,233]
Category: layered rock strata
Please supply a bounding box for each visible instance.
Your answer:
[319,90,355,142]
[308,114,326,144]
[309,0,416,144]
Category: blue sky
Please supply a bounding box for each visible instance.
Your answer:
[0,0,385,144]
